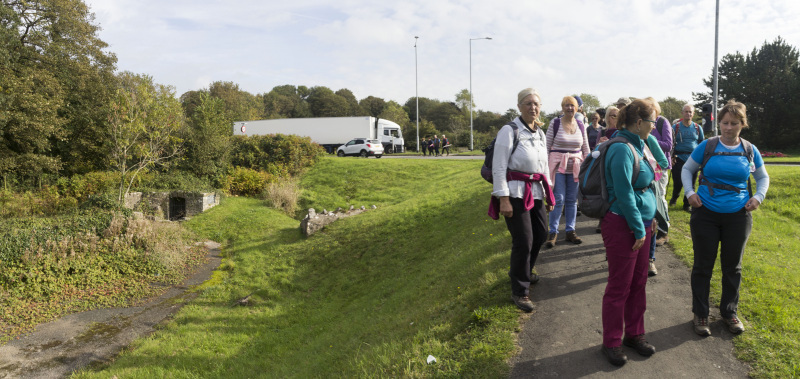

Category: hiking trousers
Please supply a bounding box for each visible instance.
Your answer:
[505,198,547,297]
[670,157,697,207]
[690,206,752,319]
[601,212,652,348]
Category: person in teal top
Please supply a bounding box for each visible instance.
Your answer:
[599,99,658,367]
[670,104,704,211]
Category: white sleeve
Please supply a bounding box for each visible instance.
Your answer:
[491,125,514,197]
[681,157,701,198]
[752,165,769,203]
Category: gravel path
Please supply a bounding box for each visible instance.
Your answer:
[509,214,751,378]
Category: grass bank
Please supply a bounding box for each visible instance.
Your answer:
[665,165,800,378]
[75,157,521,378]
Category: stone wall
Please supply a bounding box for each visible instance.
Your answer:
[124,191,219,220]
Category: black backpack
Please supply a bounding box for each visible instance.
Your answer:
[481,122,520,183]
[698,136,754,196]
[577,137,647,219]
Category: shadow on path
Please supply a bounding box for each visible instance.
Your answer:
[509,215,750,378]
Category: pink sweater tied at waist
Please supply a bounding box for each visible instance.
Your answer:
[488,171,555,220]
[548,151,583,183]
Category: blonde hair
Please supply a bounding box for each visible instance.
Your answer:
[561,96,578,108]
[718,100,749,128]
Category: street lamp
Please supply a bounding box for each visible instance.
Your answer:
[712,0,720,136]
[415,36,420,153]
[470,36,492,151]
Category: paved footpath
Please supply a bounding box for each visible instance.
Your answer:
[509,214,751,378]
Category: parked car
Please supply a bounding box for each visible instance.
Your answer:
[336,138,383,158]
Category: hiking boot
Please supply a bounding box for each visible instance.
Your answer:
[655,232,669,246]
[648,259,658,276]
[530,272,540,285]
[565,231,582,244]
[602,345,628,366]
[623,334,656,356]
[693,314,711,336]
[596,222,602,234]
[724,316,745,334]
[511,295,534,313]
[545,233,557,248]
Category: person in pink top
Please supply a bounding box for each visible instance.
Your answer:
[545,96,590,247]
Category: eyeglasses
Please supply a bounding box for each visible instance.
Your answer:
[520,101,540,108]
[642,119,657,124]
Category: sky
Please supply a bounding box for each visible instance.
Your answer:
[83,0,800,115]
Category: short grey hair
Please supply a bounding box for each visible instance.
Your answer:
[683,103,695,112]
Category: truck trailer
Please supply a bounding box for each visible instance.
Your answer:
[232,116,405,154]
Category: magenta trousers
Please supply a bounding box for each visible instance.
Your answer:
[601,212,653,348]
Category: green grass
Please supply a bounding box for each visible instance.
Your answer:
[665,165,800,378]
[74,157,520,378]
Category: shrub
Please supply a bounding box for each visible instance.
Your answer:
[264,179,300,215]
[230,134,326,176]
[224,167,275,197]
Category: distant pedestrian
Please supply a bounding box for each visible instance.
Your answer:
[441,134,451,156]
[421,138,428,156]
[587,112,605,150]
[433,135,441,156]
[682,100,769,337]
[670,104,704,212]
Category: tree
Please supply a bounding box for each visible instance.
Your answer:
[335,88,367,116]
[576,93,601,116]
[454,89,473,114]
[262,84,311,119]
[108,72,185,203]
[659,97,689,125]
[428,102,465,132]
[377,100,410,126]
[209,81,261,121]
[307,86,349,117]
[359,96,386,117]
[403,97,439,122]
[183,92,231,183]
[695,37,800,148]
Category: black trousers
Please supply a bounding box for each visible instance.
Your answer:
[670,157,697,207]
[690,206,752,318]
[504,198,548,297]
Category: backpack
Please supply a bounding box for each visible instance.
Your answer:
[698,136,754,196]
[577,137,646,219]
[674,121,701,143]
[550,117,586,139]
[481,122,521,183]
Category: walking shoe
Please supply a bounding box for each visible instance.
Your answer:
[724,316,745,334]
[693,314,711,336]
[530,271,540,284]
[545,233,557,248]
[668,199,676,206]
[623,334,656,356]
[655,232,669,246]
[648,259,658,276]
[511,295,534,313]
[565,231,583,245]
[602,345,628,366]
[595,224,602,233]
[683,205,692,212]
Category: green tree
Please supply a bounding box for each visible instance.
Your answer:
[377,100,410,126]
[359,96,386,117]
[335,88,367,116]
[696,37,800,148]
[262,84,311,119]
[428,102,465,132]
[209,81,262,121]
[183,92,231,184]
[307,86,349,117]
[454,89,473,115]
[108,72,185,203]
[575,93,601,116]
[659,97,688,125]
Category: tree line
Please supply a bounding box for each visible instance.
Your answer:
[2,1,796,195]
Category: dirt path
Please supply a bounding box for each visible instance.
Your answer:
[0,241,222,379]
[509,215,751,378]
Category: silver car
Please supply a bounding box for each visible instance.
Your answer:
[336,138,383,158]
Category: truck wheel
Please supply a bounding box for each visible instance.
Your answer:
[337,150,345,157]
[360,150,368,158]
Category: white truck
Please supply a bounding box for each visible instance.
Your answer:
[232,116,405,154]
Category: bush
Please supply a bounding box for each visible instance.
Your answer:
[230,134,326,176]
[264,179,300,216]
[224,167,277,197]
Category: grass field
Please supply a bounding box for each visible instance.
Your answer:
[73,158,799,378]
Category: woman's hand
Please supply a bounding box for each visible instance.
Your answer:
[598,136,608,143]
[546,204,554,212]
[499,196,513,218]
[632,237,645,251]
[688,194,703,208]
[744,197,761,211]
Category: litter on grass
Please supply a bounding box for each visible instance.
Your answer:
[426,355,437,364]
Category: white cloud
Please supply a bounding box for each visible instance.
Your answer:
[83,0,800,114]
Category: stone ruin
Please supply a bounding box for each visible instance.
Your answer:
[300,205,377,236]
[124,191,220,221]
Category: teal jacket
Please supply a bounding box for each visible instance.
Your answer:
[605,130,657,239]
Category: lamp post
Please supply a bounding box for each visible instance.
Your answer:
[712,0,720,136]
[415,36,420,153]
[470,36,492,151]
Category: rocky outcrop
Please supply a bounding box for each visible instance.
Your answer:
[300,205,377,236]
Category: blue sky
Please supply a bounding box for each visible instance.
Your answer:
[85,0,800,114]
